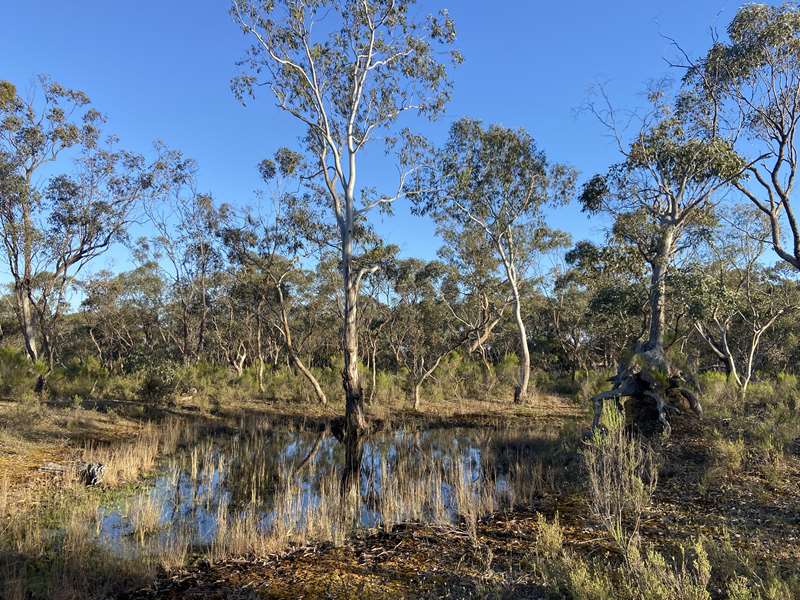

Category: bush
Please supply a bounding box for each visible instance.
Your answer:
[174,361,231,396]
[700,433,745,495]
[138,363,179,405]
[583,406,658,558]
[48,356,108,400]
[0,347,39,399]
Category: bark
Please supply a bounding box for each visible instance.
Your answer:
[292,353,327,404]
[645,227,675,352]
[15,283,38,361]
[232,343,247,377]
[693,321,742,387]
[511,290,531,403]
[497,239,531,404]
[256,313,265,393]
[342,260,367,438]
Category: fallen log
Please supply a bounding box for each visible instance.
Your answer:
[38,461,106,486]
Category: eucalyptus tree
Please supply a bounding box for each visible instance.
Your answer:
[685,3,800,274]
[437,225,510,381]
[230,0,460,444]
[580,88,743,432]
[79,263,167,372]
[0,77,191,369]
[413,118,574,403]
[222,191,330,405]
[145,192,228,363]
[385,258,469,410]
[686,206,800,395]
[210,268,257,377]
[559,240,652,371]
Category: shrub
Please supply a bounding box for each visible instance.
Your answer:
[534,512,563,559]
[696,371,738,414]
[48,356,108,400]
[700,433,746,494]
[583,406,658,558]
[174,361,231,396]
[138,363,179,405]
[0,347,39,399]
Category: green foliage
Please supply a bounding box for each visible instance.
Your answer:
[138,363,179,405]
[0,347,39,399]
[47,356,108,400]
[174,362,231,395]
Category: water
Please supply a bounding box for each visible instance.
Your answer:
[93,419,568,558]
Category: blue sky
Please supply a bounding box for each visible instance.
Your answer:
[1,0,756,273]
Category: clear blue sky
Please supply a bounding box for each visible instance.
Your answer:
[1,0,757,272]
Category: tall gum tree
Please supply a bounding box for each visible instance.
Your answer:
[685,4,800,274]
[412,118,574,403]
[0,77,191,370]
[230,0,460,447]
[580,87,745,433]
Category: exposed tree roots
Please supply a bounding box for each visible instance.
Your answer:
[590,345,703,436]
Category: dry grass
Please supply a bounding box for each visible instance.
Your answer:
[84,417,188,486]
[583,407,658,559]
[0,404,208,600]
[127,493,163,544]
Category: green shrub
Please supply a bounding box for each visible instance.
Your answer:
[48,356,108,400]
[0,347,38,399]
[174,361,231,395]
[697,371,739,416]
[138,363,179,405]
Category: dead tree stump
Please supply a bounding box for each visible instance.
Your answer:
[590,345,703,436]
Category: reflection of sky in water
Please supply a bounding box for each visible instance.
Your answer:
[95,423,553,558]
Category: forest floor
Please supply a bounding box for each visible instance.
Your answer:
[1,394,798,599]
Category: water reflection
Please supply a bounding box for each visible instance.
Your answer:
[95,420,568,559]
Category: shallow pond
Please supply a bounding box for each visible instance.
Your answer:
[94,419,571,559]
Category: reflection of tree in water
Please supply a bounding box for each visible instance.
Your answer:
[184,420,579,532]
[221,427,341,509]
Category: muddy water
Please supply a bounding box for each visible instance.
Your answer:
[94,420,571,558]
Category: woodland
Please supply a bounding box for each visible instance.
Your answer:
[1,2,799,599]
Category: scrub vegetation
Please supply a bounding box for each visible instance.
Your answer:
[2,1,800,599]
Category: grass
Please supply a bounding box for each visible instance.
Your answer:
[0,365,798,598]
[584,406,658,560]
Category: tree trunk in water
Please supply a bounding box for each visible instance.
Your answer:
[343,269,367,435]
[413,381,421,411]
